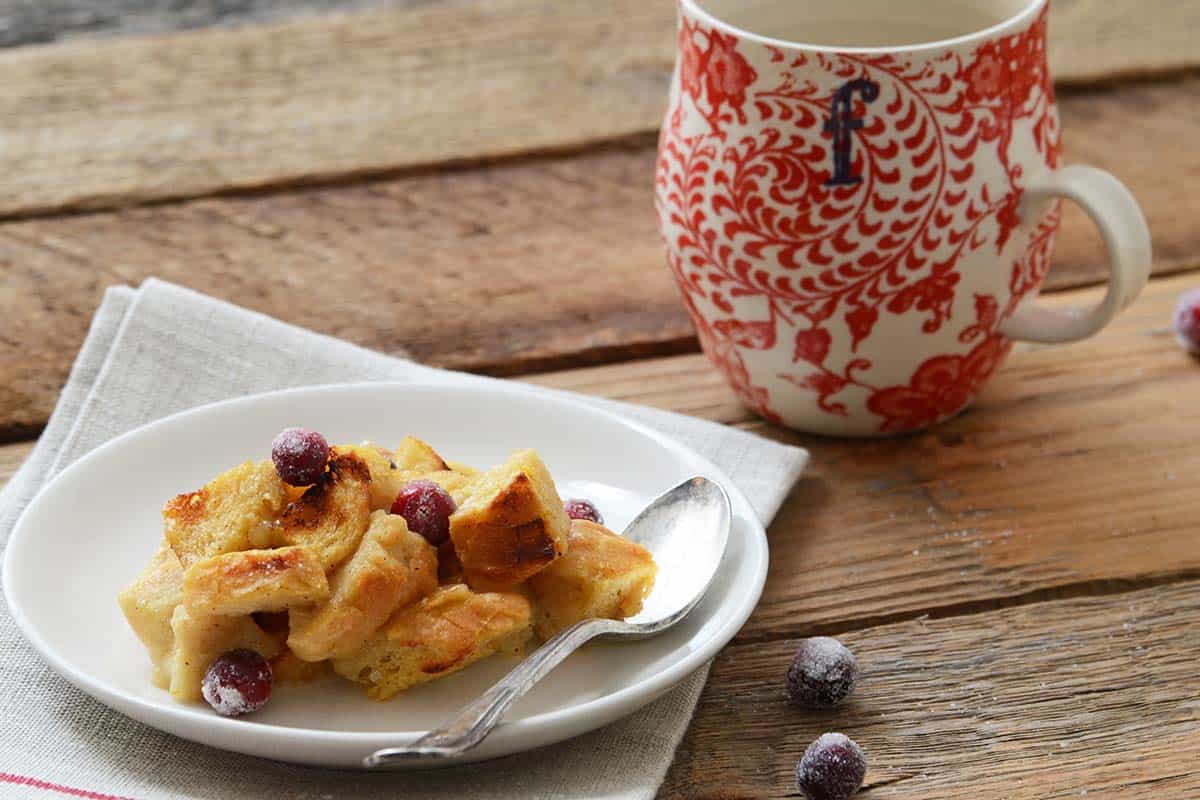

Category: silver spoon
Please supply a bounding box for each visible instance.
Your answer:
[364,475,731,768]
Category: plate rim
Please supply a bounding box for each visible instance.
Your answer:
[3,380,768,758]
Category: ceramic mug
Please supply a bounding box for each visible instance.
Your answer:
[655,0,1151,436]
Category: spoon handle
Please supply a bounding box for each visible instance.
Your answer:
[364,616,626,767]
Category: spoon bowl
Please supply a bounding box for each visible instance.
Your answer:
[365,476,732,767]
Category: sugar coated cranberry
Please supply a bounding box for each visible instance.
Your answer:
[787,636,859,708]
[1174,288,1200,355]
[563,498,603,524]
[796,733,867,800]
[202,649,273,717]
[271,427,330,486]
[391,480,457,546]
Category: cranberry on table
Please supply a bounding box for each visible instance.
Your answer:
[786,636,859,708]
[391,480,457,546]
[563,498,603,524]
[795,733,867,800]
[202,649,273,717]
[1173,288,1200,355]
[271,427,330,486]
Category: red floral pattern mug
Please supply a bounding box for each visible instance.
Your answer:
[656,0,1152,436]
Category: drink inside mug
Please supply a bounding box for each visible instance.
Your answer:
[692,0,1032,48]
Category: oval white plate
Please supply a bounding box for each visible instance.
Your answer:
[3,382,767,769]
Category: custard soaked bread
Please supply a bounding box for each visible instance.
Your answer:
[278,452,372,569]
[449,450,570,587]
[167,606,283,702]
[288,511,438,661]
[393,436,449,472]
[118,542,185,688]
[163,460,288,568]
[333,443,404,511]
[331,584,532,700]
[121,428,656,716]
[529,520,657,638]
[182,546,329,616]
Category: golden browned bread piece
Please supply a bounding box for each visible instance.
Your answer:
[397,469,478,506]
[182,546,329,616]
[118,542,184,688]
[528,520,658,639]
[167,606,282,702]
[270,649,337,685]
[331,584,532,700]
[391,438,479,504]
[446,461,480,477]
[333,443,404,511]
[287,511,438,661]
[448,449,570,587]
[278,453,372,570]
[163,460,288,568]
[393,436,449,472]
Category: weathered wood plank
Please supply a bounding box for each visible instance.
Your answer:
[1050,0,1200,85]
[0,0,675,218]
[0,0,396,48]
[0,0,1194,217]
[533,272,1200,641]
[3,77,1198,439]
[660,580,1200,798]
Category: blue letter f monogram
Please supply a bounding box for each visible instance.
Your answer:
[824,78,880,187]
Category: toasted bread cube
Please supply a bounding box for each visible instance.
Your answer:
[118,543,184,688]
[288,511,437,661]
[164,460,288,568]
[334,443,405,511]
[446,461,479,477]
[331,584,531,700]
[270,649,336,685]
[393,436,449,472]
[167,606,282,702]
[278,453,372,569]
[182,546,329,616]
[528,520,657,638]
[449,450,569,587]
[396,468,478,506]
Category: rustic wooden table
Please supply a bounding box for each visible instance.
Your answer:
[2,1,1199,797]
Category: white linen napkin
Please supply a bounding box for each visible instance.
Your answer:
[0,279,807,800]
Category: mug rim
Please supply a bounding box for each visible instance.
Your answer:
[678,0,1047,55]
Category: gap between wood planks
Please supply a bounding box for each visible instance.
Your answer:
[3,74,1200,442]
[659,579,1200,799]
[0,0,1195,217]
[532,271,1200,647]
[5,273,1200,650]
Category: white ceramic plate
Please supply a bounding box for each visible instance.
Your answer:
[4,382,767,768]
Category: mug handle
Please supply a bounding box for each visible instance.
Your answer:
[999,165,1152,343]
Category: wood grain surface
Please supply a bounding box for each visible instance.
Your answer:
[0,0,1195,217]
[3,76,1198,440]
[3,272,1196,797]
[1051,0,1200,84]
[0,0,675,218]
[0,0,394,48]
[660,580,1200,798]
[533,273,1200,642]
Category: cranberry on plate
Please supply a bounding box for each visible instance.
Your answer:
[563,498,603,524]
[271,427,330,486]
[391,479,457,546]
[202,649,273,718]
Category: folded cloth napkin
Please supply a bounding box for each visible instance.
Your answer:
[0,279,807,800]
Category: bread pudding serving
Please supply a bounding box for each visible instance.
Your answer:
[118,428,657,717]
